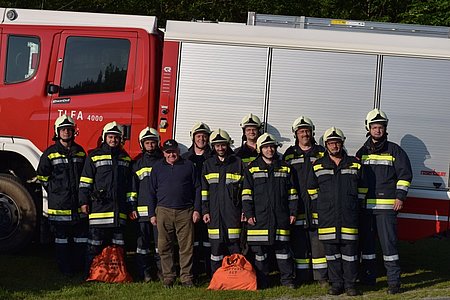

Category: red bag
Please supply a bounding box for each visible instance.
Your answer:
[207,253,257,291]
[86,245,133,283]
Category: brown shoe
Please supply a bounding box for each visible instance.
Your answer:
[163,279,174,288]
[182,280,195,288]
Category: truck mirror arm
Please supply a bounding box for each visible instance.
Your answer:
[47,84,60,95]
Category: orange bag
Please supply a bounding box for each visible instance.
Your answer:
[207,253,257,291]
[86,245,133,283]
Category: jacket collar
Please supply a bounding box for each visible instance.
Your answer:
[144,149,163,160]
[321,150,350,169]
[186,145,212,158]
[162,156,185,166]
[254,155,282,170]
[213,153,236,165]
[363,136,388,154]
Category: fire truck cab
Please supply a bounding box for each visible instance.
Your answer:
[0,8,161,251]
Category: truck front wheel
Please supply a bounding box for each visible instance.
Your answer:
[0,174,36,252]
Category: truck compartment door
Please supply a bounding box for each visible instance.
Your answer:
[267,49,377,155]
[380,56,450,239]
[173,43,268,150]
[380,56,450,190]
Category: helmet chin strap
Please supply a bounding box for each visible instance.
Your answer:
[369,132,388,141]
[60,137,73,143]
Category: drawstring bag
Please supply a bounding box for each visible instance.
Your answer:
[87,245,133,283]
[208,253,257,290]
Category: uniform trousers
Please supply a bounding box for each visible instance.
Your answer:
[85,226,125,276]
[136,222,161,280]
[323,242,358,289]
[51,219,88,274]
[251,241,295,288]
[360,213,400,286]
[209,239,240,275]
[309,229,328,281]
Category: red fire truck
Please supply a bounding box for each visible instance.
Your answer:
[1,8,449,252]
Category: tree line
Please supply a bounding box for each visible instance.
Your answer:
[2,0,450,27]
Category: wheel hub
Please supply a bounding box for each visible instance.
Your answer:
[0,192,20,240]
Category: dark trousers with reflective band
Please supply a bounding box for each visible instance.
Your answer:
[193,221,211,278]
[291,225,311,283]
[309,229,328,281]
[209,239,240,275]
[323,242,358,289]
[86,226,125,275]
[50,219,88,274]
[251,242,295,287]
[136,222,161,279]
[360,213,400,286]
[156,206,194,283]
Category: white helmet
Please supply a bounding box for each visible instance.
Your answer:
[256,133,279,153]
[139,127,159,150]
[190,122,211,140]
[240,113,262,129]
[323,127,346,143]
[102,121,123,142]
[365,108,388,131]
[54,115,76,138]
[292,116,315,137]
[210,129,233,145]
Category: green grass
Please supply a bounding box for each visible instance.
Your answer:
[1,237,449,299]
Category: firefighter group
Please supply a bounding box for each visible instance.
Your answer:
[36,108,412,296]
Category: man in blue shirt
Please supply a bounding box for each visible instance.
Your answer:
[149,139,201,287]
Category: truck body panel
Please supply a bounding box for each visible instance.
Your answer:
[161,18,450,240]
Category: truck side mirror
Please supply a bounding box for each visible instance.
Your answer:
[47,84,60,95]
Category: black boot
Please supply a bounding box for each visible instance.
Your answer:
[328,286,344,295]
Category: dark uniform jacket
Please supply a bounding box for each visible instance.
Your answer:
[307,152,367,243]
[182,146,212,176]
[283,144,325,228]
[242,156,298,245]
[201,154,244,242]
[132,150,163,222]
[356,137,412,214]
[79,143,133,228]
[235,143,258,165]
[37,140,86,222]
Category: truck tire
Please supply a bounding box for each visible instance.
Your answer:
[0,174,36,252]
